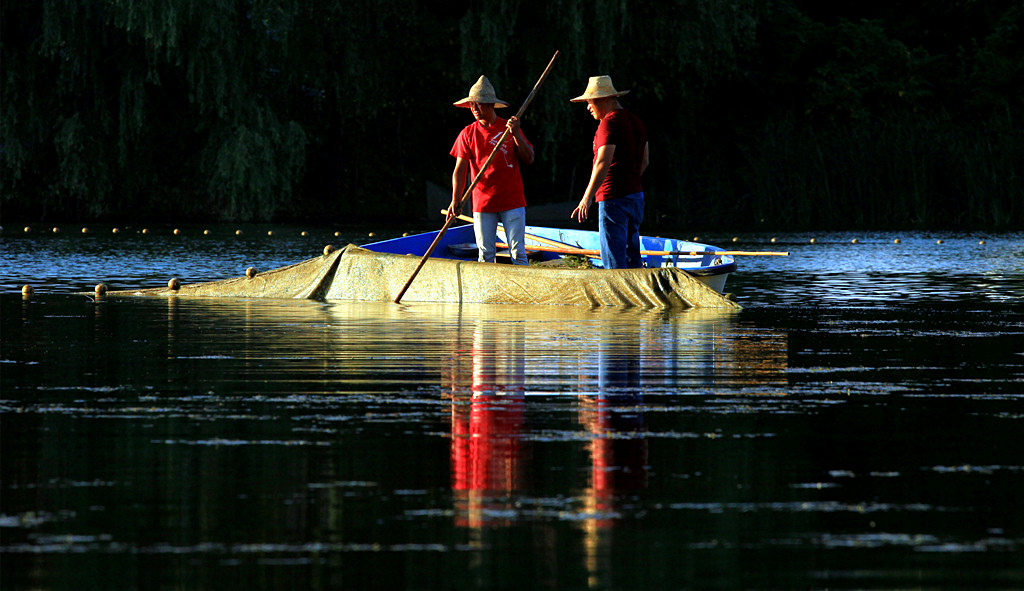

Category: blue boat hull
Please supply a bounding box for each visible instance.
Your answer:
[363,224,735,293]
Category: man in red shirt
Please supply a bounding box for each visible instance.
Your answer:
[448,76,535,265]
[570,76,649,269]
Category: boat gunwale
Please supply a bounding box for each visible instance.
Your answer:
[363,224,737,277]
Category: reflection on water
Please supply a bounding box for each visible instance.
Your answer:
[449,315,527,529]
[2,228,1023,590]
[414,304,789,588]
[582,333,647,589]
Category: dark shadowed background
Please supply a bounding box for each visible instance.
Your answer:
[2,0,1022,230]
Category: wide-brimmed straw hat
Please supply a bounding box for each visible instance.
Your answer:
[570,75,630,102]
[453,75,509,108]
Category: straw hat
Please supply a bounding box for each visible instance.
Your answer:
[570,75,630,102]
[453,75,509,108]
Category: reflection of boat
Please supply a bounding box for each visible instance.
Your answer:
[104,225,740,309]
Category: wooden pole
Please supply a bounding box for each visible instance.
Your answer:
[393,51,560,303]
[444,210,790,257]
[496,241,790,257]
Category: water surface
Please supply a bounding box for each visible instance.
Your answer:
[2,226,1023,590]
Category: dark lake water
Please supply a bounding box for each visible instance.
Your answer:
[2,224,1023,590]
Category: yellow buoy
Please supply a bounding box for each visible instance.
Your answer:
[936,239,944,244]
[22,285,33,297]
[112,228,120,234]
[731,237,739,243]
[23,226,31,233]
[142,228,149,234]
[173,228,181,235]
[267,230,274,236]
[301,231,309,237]
[323,244,336,256]
[403,232,410,237]
[246,267,257,278]
[203,229,211,236]
[894,238,901,244]
[809,238,816,244]
[979,240,986,245]
[52,227,60,233]
[168,278,181,291]
[851,238,859,244]
[770,237,777,243]
[95,283,108,295]
[235,230,243,235]
[81,227,89,234]
[368,232,376,238]
[334,231,341,237]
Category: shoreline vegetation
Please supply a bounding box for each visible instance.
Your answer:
[2,1,1021,230]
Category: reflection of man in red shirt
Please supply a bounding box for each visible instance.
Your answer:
[450,320,527,528]
[448,75,534,265]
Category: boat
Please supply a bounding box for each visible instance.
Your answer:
[363,222,737,294]
[103,224,740,309]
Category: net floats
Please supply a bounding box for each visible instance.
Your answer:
[12,226,358,237]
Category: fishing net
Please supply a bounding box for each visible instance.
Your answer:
[107,245,740,309]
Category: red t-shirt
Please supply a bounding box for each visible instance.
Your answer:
[450,117,530,213]
[593,109,648,202]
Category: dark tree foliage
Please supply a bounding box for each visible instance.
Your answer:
[2,0,1021,229]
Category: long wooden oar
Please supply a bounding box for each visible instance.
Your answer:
[444,209,789,257]
[393,51,560,304]
[496,241,789,257]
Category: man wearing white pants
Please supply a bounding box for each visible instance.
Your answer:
[474,206,527,265]
[447,75,534,265]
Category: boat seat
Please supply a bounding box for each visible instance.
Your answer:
[448,243,478,258]
[448,242,545,263]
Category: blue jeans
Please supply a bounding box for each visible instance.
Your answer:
[474,207,528,265]
[598,192,644,269]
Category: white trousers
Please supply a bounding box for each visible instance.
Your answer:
[473,207,527,265]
